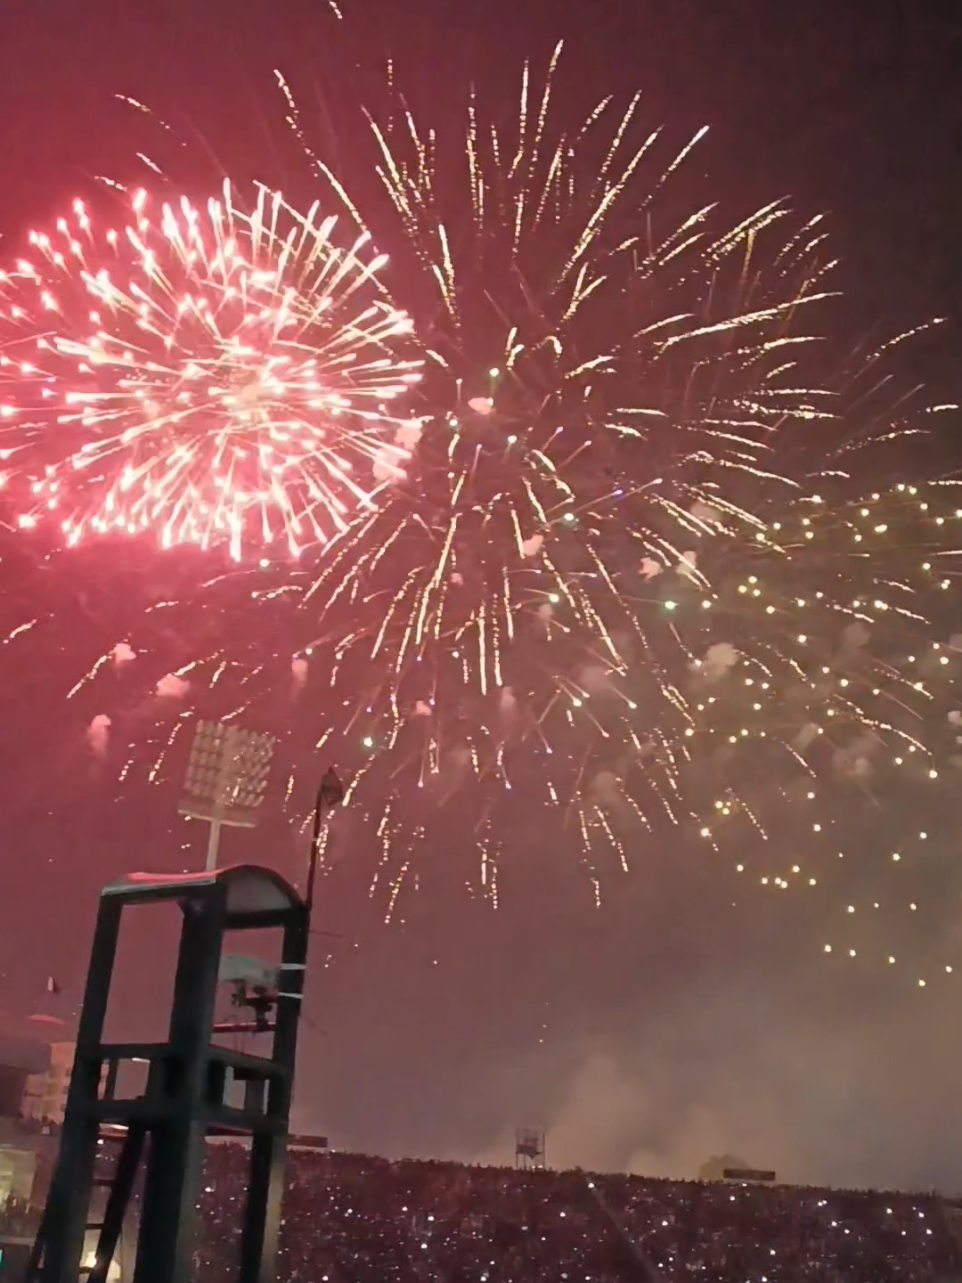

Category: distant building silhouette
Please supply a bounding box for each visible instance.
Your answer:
[20,1045,75,1128]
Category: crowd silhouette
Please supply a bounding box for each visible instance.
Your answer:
[3,1143,959,1280]
[192,1146,962,1282]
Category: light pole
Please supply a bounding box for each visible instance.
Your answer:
[306,766,345,910]
[177,719,275,870]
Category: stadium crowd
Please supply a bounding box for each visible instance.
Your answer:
[3,1142,959,1281]
[194,1146,962,1282]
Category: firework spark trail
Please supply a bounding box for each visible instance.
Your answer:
[3,42,961,985]
[258,51,951,854]
[0,181,423,558]
[240,51,962,972]
[254,479,962,956]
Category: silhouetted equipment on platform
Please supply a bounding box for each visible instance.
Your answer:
[27,865,309,1283]
[515,1128,546,1170]
[215,954,285,1037]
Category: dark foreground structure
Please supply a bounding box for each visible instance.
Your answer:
[7,840,961,1281]
[28,866,308,1283]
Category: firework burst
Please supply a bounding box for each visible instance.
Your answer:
[0,182,422,558]
[5,42,961,983]
[252,50,956,904]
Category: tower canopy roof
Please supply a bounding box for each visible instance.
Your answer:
[102,864,303,924]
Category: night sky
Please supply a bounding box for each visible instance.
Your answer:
[2,0,962,1192]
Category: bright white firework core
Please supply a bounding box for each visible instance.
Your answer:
[0,181,423,559]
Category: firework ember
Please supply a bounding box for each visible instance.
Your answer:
[264,50,950,888]
[0,182,422,558]
[249,50,960,954]
[3,40,960,988]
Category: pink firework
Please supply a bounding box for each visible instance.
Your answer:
[0,181,422,559]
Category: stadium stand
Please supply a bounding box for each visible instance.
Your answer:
[190,1146,962,1283]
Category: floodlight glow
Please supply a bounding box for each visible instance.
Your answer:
[177,720,276,869]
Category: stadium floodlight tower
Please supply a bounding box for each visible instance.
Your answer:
[178,720,275,870]
[515,1128,546,1170]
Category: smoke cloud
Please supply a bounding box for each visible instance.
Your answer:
[226,840,962,1196]
[695,642,740,681]
[155,673,190,699]
[372,420,424,483]
[832,731,880,778]
[86,714,111,757]
[499,687,519,724]
[588,769,622,807]
[459,969,962,1192]
[578,664,615,698]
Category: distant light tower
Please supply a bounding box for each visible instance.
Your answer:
[515,1128,546,1170]
[177,719,275,869]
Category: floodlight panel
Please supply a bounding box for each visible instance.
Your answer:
[180,718,275,824]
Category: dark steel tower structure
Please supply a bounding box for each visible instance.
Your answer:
[28,865,309,1283]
